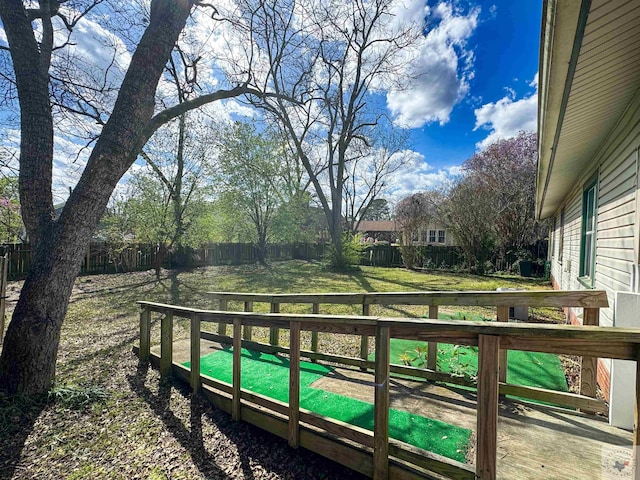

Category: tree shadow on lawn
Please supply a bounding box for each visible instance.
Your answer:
[127,362,365,480]
[0,393,46,480]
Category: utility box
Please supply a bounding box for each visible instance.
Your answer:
[496,287,528,321]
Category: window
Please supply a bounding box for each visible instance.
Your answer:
[429,230,436,243]
[438,230,445,243]
[411,231,419,242]
[421,230,428,243]
[580,180,597,285]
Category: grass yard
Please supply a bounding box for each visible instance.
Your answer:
[0,260,553,479]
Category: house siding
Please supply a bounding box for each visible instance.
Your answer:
[548,92,640,400]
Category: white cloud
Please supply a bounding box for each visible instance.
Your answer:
[386,2,480,127]
[474,74,538,150]
[383,150,460,201]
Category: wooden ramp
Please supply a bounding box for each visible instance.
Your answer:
[154,338,632,480]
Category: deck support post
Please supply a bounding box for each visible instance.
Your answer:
[427,305,439,371]
[311,303,319,361]
[373,325,390,480]
[190,313,201,393]
[360,303,371,371]
[477,334,499,480]
[289,321,301,448]
[160,312,173,377]
[270,302,280,345]
[580,307,599,398]
[243,301,253,340]
[218,299,228,336]
[497,306,509,384]
[232,318,242,421]
[139,306,151,362]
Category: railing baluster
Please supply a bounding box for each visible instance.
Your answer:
[243,301,253,340]
[232,318,242,421]
[311,303,319,361]
[190,313,201,393]
[373,325,390,480]
[270,302,280,345]
[218,298,228,336]
[427,305,438,371]
[581,307,599,398]
[139,306,151,362]
[160,312,173,377]
[477,334,500,480]
[361,303,371,371]
[289,321,301,448]
[497,306,509,384]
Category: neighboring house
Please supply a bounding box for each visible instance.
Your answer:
[356,220,457,246]
[537,0,640,427]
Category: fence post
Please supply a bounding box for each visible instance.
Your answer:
[232,318,242,421]
[476,334,500,480]
[581,307,599,398]
[311,303,319,358]
[190,313,201,393]
[160,312,173,377]
[373,324,390,480]
[139,306,151,362]
[360,302,370,371]
[427,305,438,371]
[289,321,301,448]
[243,301,253,340]
[497,306,509,384]
[0,251,7,343]
[270,302,280,346]
[218,299,228,336]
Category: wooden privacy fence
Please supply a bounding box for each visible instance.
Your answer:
[206,290,607,413]
[136,289,634,480]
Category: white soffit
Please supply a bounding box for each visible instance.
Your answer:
[537,0,640,219]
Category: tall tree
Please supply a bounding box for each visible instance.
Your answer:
[238,0,419,268]
[361,199,391,222]
[0,0,260,394]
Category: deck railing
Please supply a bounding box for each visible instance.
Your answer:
[206,290,607,413]
[137,290,640,480]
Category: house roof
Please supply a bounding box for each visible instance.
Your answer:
[536,0,640,219]
[357,220,400,232]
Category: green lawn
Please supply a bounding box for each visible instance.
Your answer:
[185,348,471,462]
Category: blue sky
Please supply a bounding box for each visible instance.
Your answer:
[392,0,541,193]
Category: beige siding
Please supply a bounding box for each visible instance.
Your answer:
[549,95,640,339]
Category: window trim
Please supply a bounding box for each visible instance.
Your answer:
[579,177,598,288]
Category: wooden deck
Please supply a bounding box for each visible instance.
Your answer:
[155,338,633,480]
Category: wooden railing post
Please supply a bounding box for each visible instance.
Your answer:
[270,302,280,345]
[476,334,500,480]
[373,325,390,480]
[497,306,509,384]
[160,312,173,377]
[232,318,242,421]
[0,252,7,343]
[311,303,319,360]
[360,303,370,371]
[243,301,253,340]
[218,299,228,336]
[289,321,301,448]
[427,305,438,371]
[139,306,151,362]
[190,313,201,393]
[581,307,599,398]
[633,353,640,480]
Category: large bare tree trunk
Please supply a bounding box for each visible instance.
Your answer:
[0,0,195,394]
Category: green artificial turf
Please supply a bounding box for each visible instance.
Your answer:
[185,348,471,462]
[378,311,569,396]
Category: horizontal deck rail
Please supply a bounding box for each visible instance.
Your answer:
[206,290,607,406]
[137,290,640,480]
